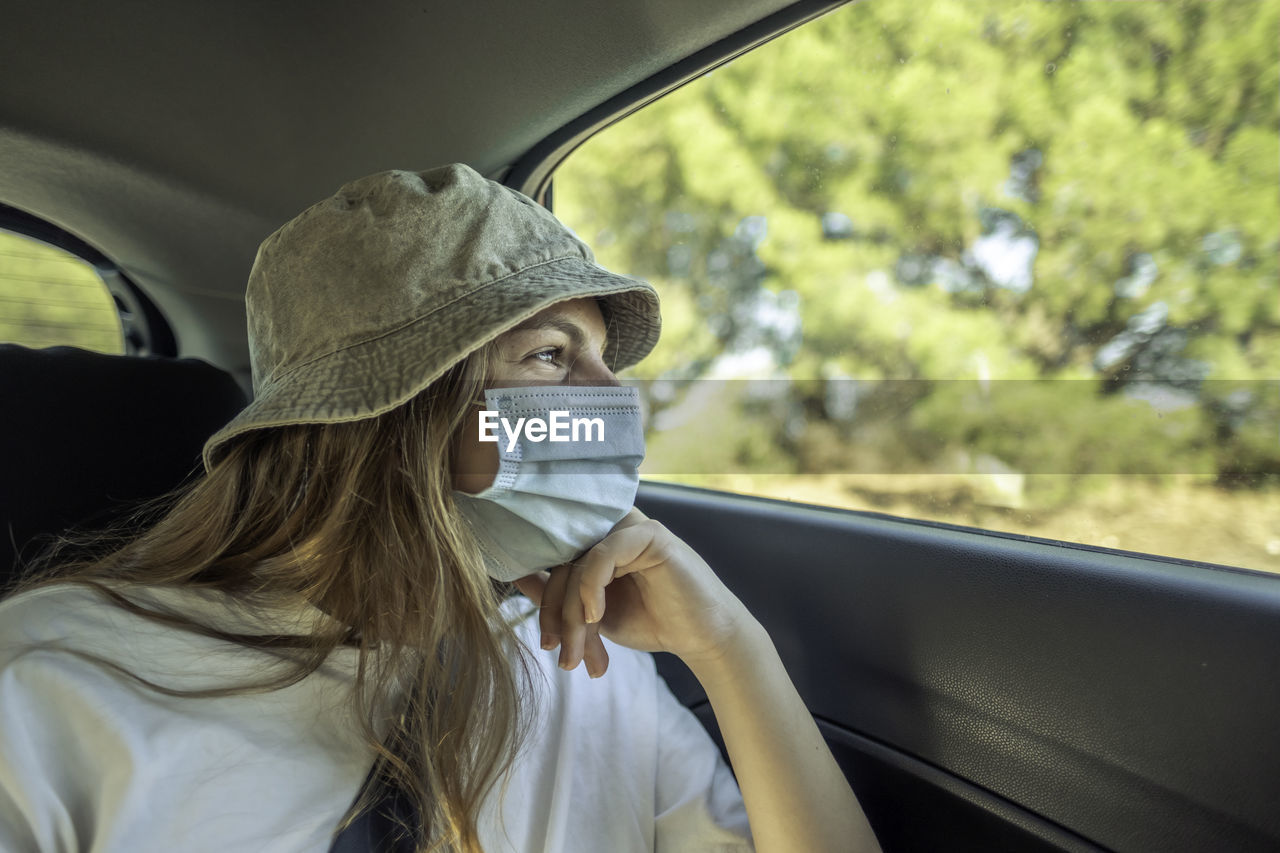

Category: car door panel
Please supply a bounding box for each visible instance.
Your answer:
[639,482,1280,853]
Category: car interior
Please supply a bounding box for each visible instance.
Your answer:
[2,1,1278,851]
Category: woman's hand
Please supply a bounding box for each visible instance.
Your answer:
[512,507,755,678]
[517,508,882,852]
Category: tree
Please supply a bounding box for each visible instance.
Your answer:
[555,0,1279,493]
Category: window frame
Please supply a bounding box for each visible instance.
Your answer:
[507,0,849,204]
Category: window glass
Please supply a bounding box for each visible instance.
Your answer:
[0,229,123,354]
[554,0,1280,574]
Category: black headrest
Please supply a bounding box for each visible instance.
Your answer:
[0,344,248,589]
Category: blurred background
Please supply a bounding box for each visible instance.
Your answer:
[552,0,1280,574]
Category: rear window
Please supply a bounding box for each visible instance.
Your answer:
[0,230,123,354]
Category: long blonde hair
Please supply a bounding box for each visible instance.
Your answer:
[11,341,538,852]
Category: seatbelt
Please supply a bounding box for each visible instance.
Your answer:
[329,763,420,853]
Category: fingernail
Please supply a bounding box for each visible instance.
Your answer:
[541,634,558,650]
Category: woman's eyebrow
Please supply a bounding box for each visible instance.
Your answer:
[508,317,604,355]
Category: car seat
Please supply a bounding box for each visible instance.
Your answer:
[0,342,421,851]
[0,344,248,589]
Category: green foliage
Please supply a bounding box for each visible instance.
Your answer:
[557,0,1279,497]
[641,382,800,477]
[906,380,1214,478]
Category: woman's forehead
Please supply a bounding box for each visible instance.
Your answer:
[502,298,607,341]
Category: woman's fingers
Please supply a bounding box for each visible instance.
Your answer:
[536,560,607,678]
[574,514,648,625]
[538,565,570,651]
[512,571,548,606]
[559,561,589,670]
[520,511,656,671]
[577,522,663,621]
[521,564,608,677]
[517,555,623,678]
[582,629,609,679]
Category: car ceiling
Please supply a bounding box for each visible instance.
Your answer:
[0,0,838,377]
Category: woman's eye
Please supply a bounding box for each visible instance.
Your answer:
[530,347,565,366]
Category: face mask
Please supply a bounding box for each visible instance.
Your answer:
[452,385,645,582]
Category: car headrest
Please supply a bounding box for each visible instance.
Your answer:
[0,344,248,591]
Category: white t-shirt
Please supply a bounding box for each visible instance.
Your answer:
[0,582,753,852]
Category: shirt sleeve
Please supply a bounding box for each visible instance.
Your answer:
[0,649,101,853]
[652,672,755,853]
[0,720,47,853]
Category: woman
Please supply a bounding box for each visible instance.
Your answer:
[0,165,880,852]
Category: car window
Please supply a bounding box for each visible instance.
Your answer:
[553,0,1280,575]
[0,230,123,354]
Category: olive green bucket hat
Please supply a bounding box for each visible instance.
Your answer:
[202,164,660,470]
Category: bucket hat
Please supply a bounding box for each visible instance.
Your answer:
[202,164,660,469]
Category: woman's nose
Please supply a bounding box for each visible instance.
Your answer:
[569,352,620,386]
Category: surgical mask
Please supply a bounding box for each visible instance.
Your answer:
[452,385,645,581]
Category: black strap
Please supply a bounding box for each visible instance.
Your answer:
[330,763,421,853]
